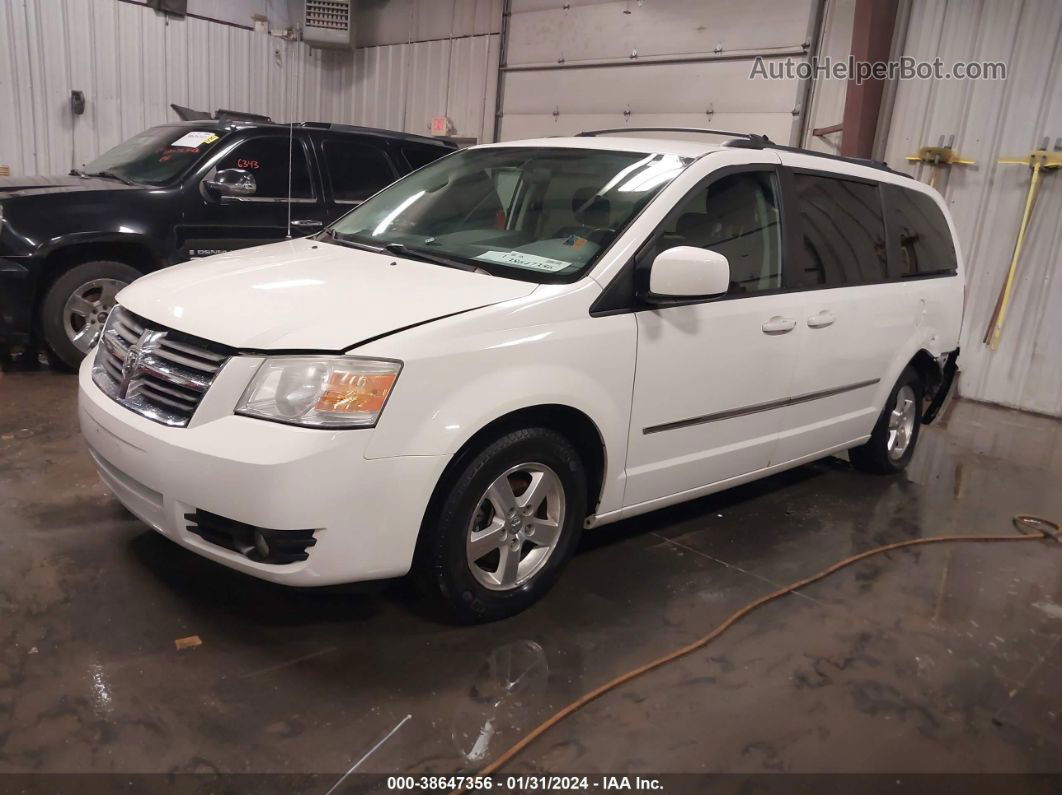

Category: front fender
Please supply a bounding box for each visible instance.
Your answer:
[37,231,168,267]
[362,309,637,515]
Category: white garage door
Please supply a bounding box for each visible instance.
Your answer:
[498,0,819,143]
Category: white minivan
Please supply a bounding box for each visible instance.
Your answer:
[78,129,963,621]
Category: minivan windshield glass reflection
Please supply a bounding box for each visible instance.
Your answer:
[327,147,690,281]
[81,125,222,186]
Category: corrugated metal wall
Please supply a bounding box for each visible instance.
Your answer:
[498,0,819,143]
[884,0,1062,416]
[0,0,500,177]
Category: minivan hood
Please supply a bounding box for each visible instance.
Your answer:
[117,238,538,350]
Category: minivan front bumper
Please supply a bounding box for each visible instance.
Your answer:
[77,354,450,586]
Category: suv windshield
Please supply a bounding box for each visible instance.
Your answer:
[326,147,690,281]
[81,125,224,186]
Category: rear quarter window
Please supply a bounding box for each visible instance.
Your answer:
[322,140,396,203]
[883,184,958,278]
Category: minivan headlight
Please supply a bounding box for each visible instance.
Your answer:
[236,357,401,428]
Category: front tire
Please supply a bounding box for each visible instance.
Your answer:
[419,427,587,623]
[849,366,923,474]
[41,260,141,370]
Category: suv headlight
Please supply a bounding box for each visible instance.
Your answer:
[236,356,401,428]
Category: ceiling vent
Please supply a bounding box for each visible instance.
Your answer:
[303,0,355,49]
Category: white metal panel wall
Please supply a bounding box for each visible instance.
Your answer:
[884,0,1062,416]
[0,0,500,177]
[185,0,298,29]
[356,0,502,46]
[498,0,818,142]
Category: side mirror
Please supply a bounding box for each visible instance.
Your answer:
[204,168,256,198]
[644,246,730,303]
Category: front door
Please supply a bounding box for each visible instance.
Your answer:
[175,133,328,260]
[624,163,805,509]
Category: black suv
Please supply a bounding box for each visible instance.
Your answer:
[0,120,456,367]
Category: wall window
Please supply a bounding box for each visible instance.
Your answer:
[323,141,395,203]
[215,137,314,199]
[884,184,958,277]
[654,171,783,295]
[793,174,887,287]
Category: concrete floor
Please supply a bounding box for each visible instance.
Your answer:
[1,369,1061,784]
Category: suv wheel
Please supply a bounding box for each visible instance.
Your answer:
[41,260,141,370]
[419,427,587,622]
[849,366,923,474]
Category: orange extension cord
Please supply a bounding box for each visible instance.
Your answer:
[459,514,1060,787]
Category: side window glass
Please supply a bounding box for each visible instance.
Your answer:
[215,137,314,199]
[657,171,783,295]
[323,141,396,203]
[793,174,887,286]
[885,185,958,277]
[402,144,450,171]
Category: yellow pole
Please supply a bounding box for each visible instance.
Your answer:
[987,159,1043,350]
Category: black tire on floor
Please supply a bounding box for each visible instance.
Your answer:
[849,365,924,474]
[418,427,587,623]
[40,260,141,370]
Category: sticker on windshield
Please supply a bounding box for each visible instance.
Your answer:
[171,131,219,149]
[475,250,571,272]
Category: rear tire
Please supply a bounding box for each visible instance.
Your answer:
[849,366,923,474]
[418,427,587,623]
[41,260,141,370]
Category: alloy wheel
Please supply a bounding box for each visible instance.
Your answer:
[466,462,566,591]
[886,384,917,461]
[62,278,126,353]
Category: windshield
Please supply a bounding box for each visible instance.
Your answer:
[81,125,224,185]
[326,147,691,281]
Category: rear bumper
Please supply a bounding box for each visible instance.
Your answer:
[0,257,33,344]
[922,348,959,425]
[77,354,451,586]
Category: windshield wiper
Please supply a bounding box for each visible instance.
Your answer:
[69,168,88,178]
[86,171,137,186]
[319,228,381,253]
[382,243,486,274]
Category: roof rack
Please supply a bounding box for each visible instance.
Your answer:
[577,127,772,147]
[575,126,907,178]
[298,122,456,147]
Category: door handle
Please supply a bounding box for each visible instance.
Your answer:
[290,219,323,229]
[762,315,797,334]
[807,310,836,329]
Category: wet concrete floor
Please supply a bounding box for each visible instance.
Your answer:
[1,370,1060,781]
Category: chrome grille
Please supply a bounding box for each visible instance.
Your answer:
[92,306,230,427]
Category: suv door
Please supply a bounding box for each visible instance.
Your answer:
[623,154,806,509]
[175,131,328,259]
[772,155,913,464]
[316,134,399,217]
